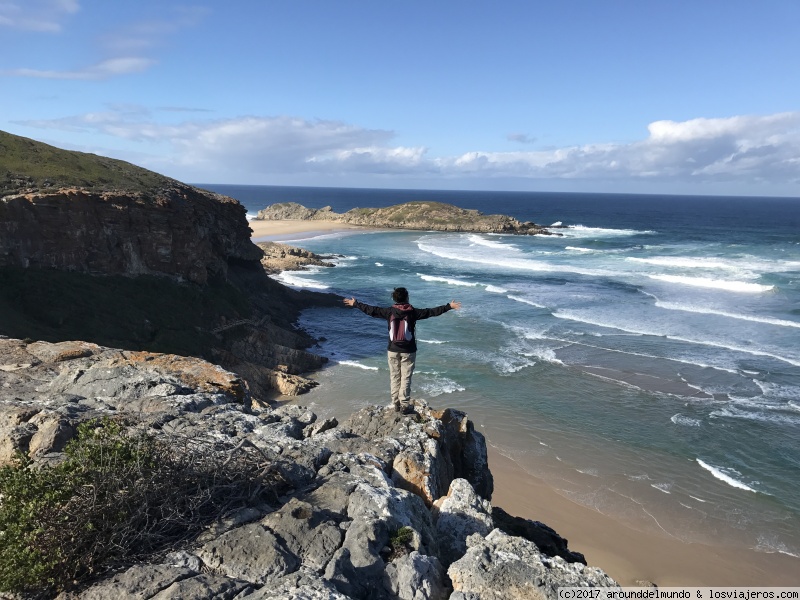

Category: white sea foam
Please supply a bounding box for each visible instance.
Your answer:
[270,272,329,289]
[375,262,384,267]
[628,256,745,271]
[420,339,447,344]
[651,483,673,494]
[416,240,611,278]
[576,468,599,476]
[654,300,800,329]
[689,495,708,503]
[671,414,702,427]
[417,273,507,293]
[281,230,360,243]
[561,225,654,238]
[632,255,800,274]
[565,246,594,253]
[522,347,565,366]
[337,360,379,371]
[467,234,516,249]
[696,459,757,493]
[754,535,800,558]
[418,273,481,287]
[551,310,800,367]
[507,295,547,308]
[246,212,258,221]
[710,406,800,426]
[648,274,774,293]
[545,333,741,375]
[419,376,465,396]
[496,356,538,373]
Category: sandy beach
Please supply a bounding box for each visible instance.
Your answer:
[250,218,362,242]
[257,218,800,587]
[489,449,800,586]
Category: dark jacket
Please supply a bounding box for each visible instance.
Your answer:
[352,300,453,353]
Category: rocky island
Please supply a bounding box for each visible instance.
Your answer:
[255,201,560,236]
[0,130,616,597]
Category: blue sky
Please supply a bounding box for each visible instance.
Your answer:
[2,0,799,196]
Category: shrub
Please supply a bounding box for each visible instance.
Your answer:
[0,418,280,597]
[388,526,415,559]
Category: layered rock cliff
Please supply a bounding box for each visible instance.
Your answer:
[255,201,558,235]
[0,185,260,284]
[0,131,335,398]
[0,337,616,598]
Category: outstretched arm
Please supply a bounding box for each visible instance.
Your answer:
[343,297,392,319]
[415,300,462,319]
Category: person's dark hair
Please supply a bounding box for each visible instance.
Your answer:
[392,287,409,303]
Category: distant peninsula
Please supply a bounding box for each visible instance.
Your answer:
[255,201,560,235]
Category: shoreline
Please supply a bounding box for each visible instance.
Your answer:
[256,219,800,587]
[488,448,800,586]
[249,218,363,242]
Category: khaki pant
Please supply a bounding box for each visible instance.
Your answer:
[388,351,416,404]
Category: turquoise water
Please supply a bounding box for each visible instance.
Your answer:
[205,184,800,557]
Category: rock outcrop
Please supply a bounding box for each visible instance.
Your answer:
[0,185,260,285]
[255,201,558,236]
[0,337,616,598]
[257,241,338,274]
[0,131,339,398]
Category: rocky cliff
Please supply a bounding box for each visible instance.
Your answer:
[0,185,260,284]
[0,337,616,598]
[0,131,336,398]
[255,201,558,235]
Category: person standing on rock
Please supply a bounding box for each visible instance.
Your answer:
[343,287,460,413]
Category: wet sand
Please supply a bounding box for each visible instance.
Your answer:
[489,448,800,586]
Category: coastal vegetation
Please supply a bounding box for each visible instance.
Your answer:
[0,417,281,597]
[0,130,176,196]
[256,200,555,235]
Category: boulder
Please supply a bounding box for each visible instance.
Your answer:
[196,523,299,584]
[383,551,448,600]
[448,529,617,600]
[432,478,494,567]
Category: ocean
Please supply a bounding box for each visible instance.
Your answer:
[203,184,800,559]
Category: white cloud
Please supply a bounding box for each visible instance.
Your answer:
[16,110,800,190]
[0,0,78,32]
[5,57,155,80]
[98,6,210,54]
[4,5,205,80]
[440,112,800,183]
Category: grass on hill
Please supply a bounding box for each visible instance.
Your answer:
[0,130,176,196]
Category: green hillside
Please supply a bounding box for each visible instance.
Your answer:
[0,130,177,195]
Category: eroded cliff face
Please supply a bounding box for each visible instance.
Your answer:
[0,181,339,398]
[0,185,261,284]
[0,338,615,598]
